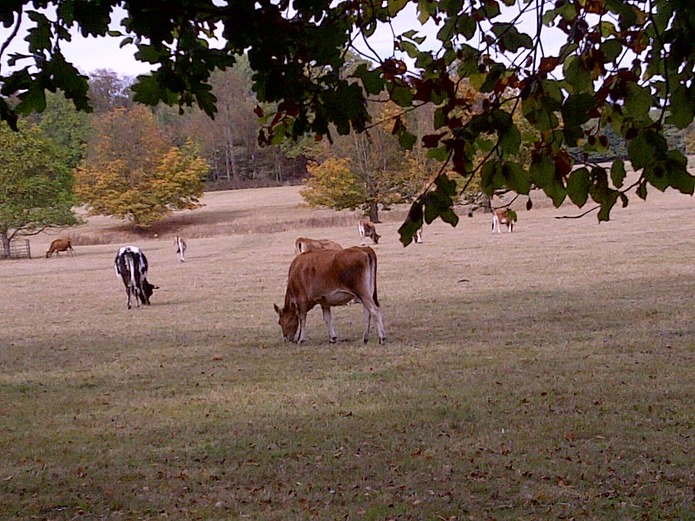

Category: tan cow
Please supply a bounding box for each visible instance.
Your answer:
[294,237,342,255]
[274,246,386,345]
[492,208,514,233]
[358,220,381,245]
[46,238,74,258]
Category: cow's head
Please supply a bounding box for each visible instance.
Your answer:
[372,232,381,244]
[274,302,299,342]
[141,280,159,305]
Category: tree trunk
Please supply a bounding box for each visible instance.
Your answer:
[369,202,380,223]
[1,231,11,259]
[224,126,235,182]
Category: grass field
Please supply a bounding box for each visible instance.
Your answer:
[1,183,694,520]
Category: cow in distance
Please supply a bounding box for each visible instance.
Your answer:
[46,238,74,258]
[295,237,342,255]
[492,208,514,233]
[114,246,158,309]
[174,235,187,262]
[358,220,381,245]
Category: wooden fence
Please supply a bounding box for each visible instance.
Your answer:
[1,239,32,259]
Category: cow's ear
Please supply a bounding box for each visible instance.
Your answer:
[153,285,160,289]
[273,303,281,315]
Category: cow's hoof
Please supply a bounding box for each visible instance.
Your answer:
[379,337,386,345]
[329,336,337,344]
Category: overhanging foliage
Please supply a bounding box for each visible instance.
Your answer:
[1,0,694,244]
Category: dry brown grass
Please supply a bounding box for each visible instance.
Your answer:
[1,181,694,520]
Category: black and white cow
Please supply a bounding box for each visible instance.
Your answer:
[114,246,158,309]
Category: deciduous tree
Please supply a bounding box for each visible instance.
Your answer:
[75,106,208,228]
[0,124,80,257]
[301,102,425,222]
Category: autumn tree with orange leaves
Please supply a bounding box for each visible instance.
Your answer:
[75,105,209,228]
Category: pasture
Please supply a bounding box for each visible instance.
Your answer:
[1,185,693,520]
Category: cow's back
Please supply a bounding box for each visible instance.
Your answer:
[288,247,374,304]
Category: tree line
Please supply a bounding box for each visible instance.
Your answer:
[0,58,434,251]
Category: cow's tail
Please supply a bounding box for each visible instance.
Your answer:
[367,248,379,307]
[126,253,138,296]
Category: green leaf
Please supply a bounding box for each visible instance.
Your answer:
[530,156,566,207]
[563,56,592,93]
[457,15,476,40]
[397,128,416,150]
[440,208,459,226]
[499,125,521,156]
[16,83,47,115]
[567,167,590,207]
[504,161,531,195]
[26,11,52,52]
[645,150,695,194]
[627,129,666,170]
[353,63,385,96]
[427,146,450,162]
[387,0,409,16]
[624,83,652,121]
[561,94,594,127]
[596,189,619,221]
[610,159,626,188]
[135,44,166,64]
[479,64,505,93]
[529,155,554,186]
[398,201,423,246]
[665,85,695,129]
[601,39,623,62]
[435,172,458,197]
[389,81,413,107]
[480,160,504,194]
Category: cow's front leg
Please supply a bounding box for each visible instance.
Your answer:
[297,313,308,344]
[321,305,337,343]
[126,287,132,309]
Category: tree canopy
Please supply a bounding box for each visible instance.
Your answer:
[75,105,208,228]
[0,123,81,257]
[301,102,426,222]
[1,0,694,244]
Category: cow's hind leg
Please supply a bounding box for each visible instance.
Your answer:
[321,305,338,343]
[360,297,386,344]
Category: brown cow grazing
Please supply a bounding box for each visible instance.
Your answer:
[294,237,343,255]
[46,238,74,258]
[358,220,381,245]
[492,208,514,233]
[274,246,386,345]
